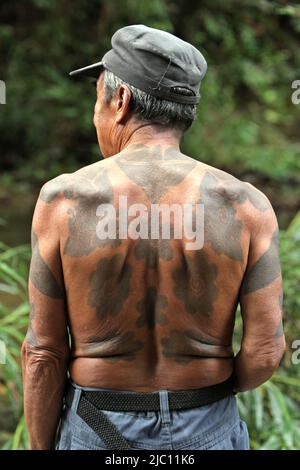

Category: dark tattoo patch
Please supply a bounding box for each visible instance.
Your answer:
[41,170,121,256]
[116,145,197,204]
[136,287,168,329]
[238,187,270,211]
[134,238,173,269]
[161,329,234,364]
[40,177,66,203]
[199,169,272,261]
[84,329,144,362]
[241,230,280,295]
[212,168,270,212]
[29,232,64,299]
[63,169,120,256]
[199,171,244,261]
[88,254,132,319]
[172,250,218,316]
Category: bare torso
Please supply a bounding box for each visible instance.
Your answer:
[41,144,268,391]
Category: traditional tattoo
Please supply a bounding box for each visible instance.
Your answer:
[135,287,168,329]
[29,232,64,299]
[172,250,218,316]
[238,187,270,211]
[85,329,143,362]
[41,170,120,256]
[63,169,120,256]
[198,169,272,261]
[199,171,244,261]
[133,238,173,269]
[88,254,132,319]
[161,329,234,364]
[40,178,64,203]
[212,168,270,212]
[116,145,197,204]
[241,229,280,294]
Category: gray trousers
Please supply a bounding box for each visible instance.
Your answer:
[56,382,249,450]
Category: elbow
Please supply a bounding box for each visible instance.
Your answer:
[275,335,286,365]
[21,339,70,368]
[261,348,285,371]
[234,336,286,392]
[243,336,286,370]
[261,336,286,370]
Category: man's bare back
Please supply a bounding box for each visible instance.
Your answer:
[22,26,285,450]
[29,144,279,392]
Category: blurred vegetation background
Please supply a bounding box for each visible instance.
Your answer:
[0,0,300,450]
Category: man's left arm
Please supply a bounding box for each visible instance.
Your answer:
[22,184,70,450]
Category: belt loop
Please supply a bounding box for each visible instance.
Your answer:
[159,390,171,425]
[71,387,82,414]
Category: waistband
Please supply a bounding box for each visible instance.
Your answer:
[66,375,235,412]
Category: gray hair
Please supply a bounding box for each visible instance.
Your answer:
[103,69,198,132]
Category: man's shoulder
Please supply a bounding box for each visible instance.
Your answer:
[39,160,109,204]
[39,172,72,204]
[202,164,272,213]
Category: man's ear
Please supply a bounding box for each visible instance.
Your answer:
[115,85,132,124]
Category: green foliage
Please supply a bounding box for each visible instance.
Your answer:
[280,212,300,321]
[0,0,299,184]
[0,242,30,449]
[238,379,300,449]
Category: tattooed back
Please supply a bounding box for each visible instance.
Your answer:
[35,144,277,391]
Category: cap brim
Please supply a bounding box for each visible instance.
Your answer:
[69,61,104,79]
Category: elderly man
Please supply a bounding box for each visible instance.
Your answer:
[22,24,285,450]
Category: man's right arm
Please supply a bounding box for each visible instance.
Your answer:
[234,195,286,392]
